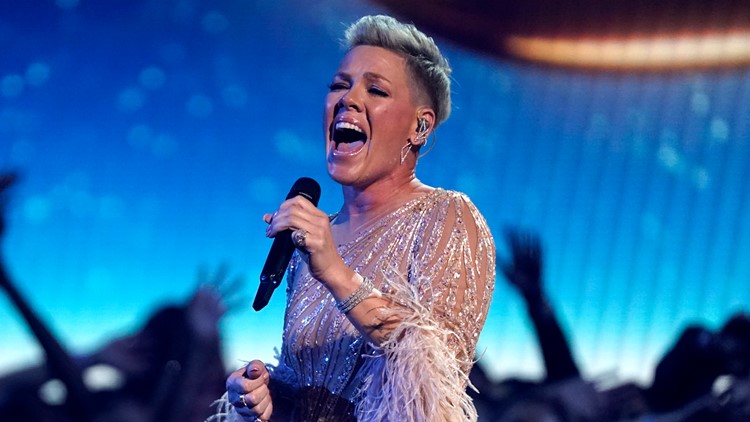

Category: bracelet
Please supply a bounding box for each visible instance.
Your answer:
[336,275,374,314]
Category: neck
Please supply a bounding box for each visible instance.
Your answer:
[337,175,429,229]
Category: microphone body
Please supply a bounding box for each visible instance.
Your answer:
[253,177,321,311]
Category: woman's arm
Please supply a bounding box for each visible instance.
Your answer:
[353,193,496,421]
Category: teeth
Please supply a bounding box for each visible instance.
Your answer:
[334,122,363,132]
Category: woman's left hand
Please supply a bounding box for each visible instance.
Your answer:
[263,196,351,286]
[226,360,272,421]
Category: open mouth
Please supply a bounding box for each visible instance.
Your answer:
[332,121,367,154]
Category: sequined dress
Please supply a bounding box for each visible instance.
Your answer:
[214,188,495,421]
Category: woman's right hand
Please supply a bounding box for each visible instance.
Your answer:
[226,360,272,421]
[264,196,351,286]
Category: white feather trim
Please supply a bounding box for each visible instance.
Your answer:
[206,391,237,422]
[355,278,478,422]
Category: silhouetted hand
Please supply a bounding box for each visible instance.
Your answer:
[188,264,244,341]
[501,227,581,382]
[501,227,543,300]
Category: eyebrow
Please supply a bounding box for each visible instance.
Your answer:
[333,71,391,84]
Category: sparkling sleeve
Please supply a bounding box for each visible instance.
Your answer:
[354,192,496,421]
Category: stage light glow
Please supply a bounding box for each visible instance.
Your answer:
[505,31,750,70]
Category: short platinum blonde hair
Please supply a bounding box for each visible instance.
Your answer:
[344,15,452,126]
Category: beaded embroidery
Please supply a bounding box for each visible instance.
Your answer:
[273,188,495,420]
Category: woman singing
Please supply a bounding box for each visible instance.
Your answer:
[217,14,496,422]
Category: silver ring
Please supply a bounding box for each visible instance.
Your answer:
[291,229,307,248]
[239,393,248,408]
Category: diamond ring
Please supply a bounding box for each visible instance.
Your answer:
[291,229,307,248]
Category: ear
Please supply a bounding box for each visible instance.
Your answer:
[413,108,436,146]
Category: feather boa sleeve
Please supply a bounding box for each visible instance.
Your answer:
[355,278,478,422]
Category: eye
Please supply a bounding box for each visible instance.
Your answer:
[368,86,388,97]
[328,82,348,91]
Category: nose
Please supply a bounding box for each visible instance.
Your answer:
[337,86,363,112]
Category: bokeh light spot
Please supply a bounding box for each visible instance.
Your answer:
[691,92,710,115]
[1,74,25,98]
[691,167,710,190]
[657,144,682,172]
[273,130,316,162]
[39,379,67,405]
[186,94,214,118]
[222,84,248,108]
[139,66,166,90]
[23,195,53,224]
[709,118,729,143]
[117,87,146,112]
[26,62,51,87]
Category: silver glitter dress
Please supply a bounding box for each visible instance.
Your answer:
[212,188,495,421]
[274,188,495,421]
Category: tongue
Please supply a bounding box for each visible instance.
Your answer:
[336,140,365,153]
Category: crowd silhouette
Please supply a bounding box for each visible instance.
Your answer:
[0,172,234,422]
[469,227,750,422]
[1,171,749,421]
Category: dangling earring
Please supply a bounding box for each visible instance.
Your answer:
[418,130,436,158]
[402,115,430,164]
[400,142,412,165]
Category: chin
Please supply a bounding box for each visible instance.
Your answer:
[327,165,369,189]
[327,167,354,186]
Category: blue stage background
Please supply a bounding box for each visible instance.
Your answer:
[1,0,749,386]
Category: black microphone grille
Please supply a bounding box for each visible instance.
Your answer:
[287,177,321,206]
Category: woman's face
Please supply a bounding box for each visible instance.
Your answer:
[323,45,419,189]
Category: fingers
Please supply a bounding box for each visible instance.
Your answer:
[263,196,346,284]
[237,388,270,413]
[226,361,272,420]
[264,196,329,241]
[219,274,246,314]
[255,393,273,421]
[265,197,318,232]
[245,360,269,381]
[236,391,273,421]
[503,227,541,260]
[225,361,269,396]
[500,227,545,289]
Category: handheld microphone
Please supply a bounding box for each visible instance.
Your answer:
[253,177,321,311]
